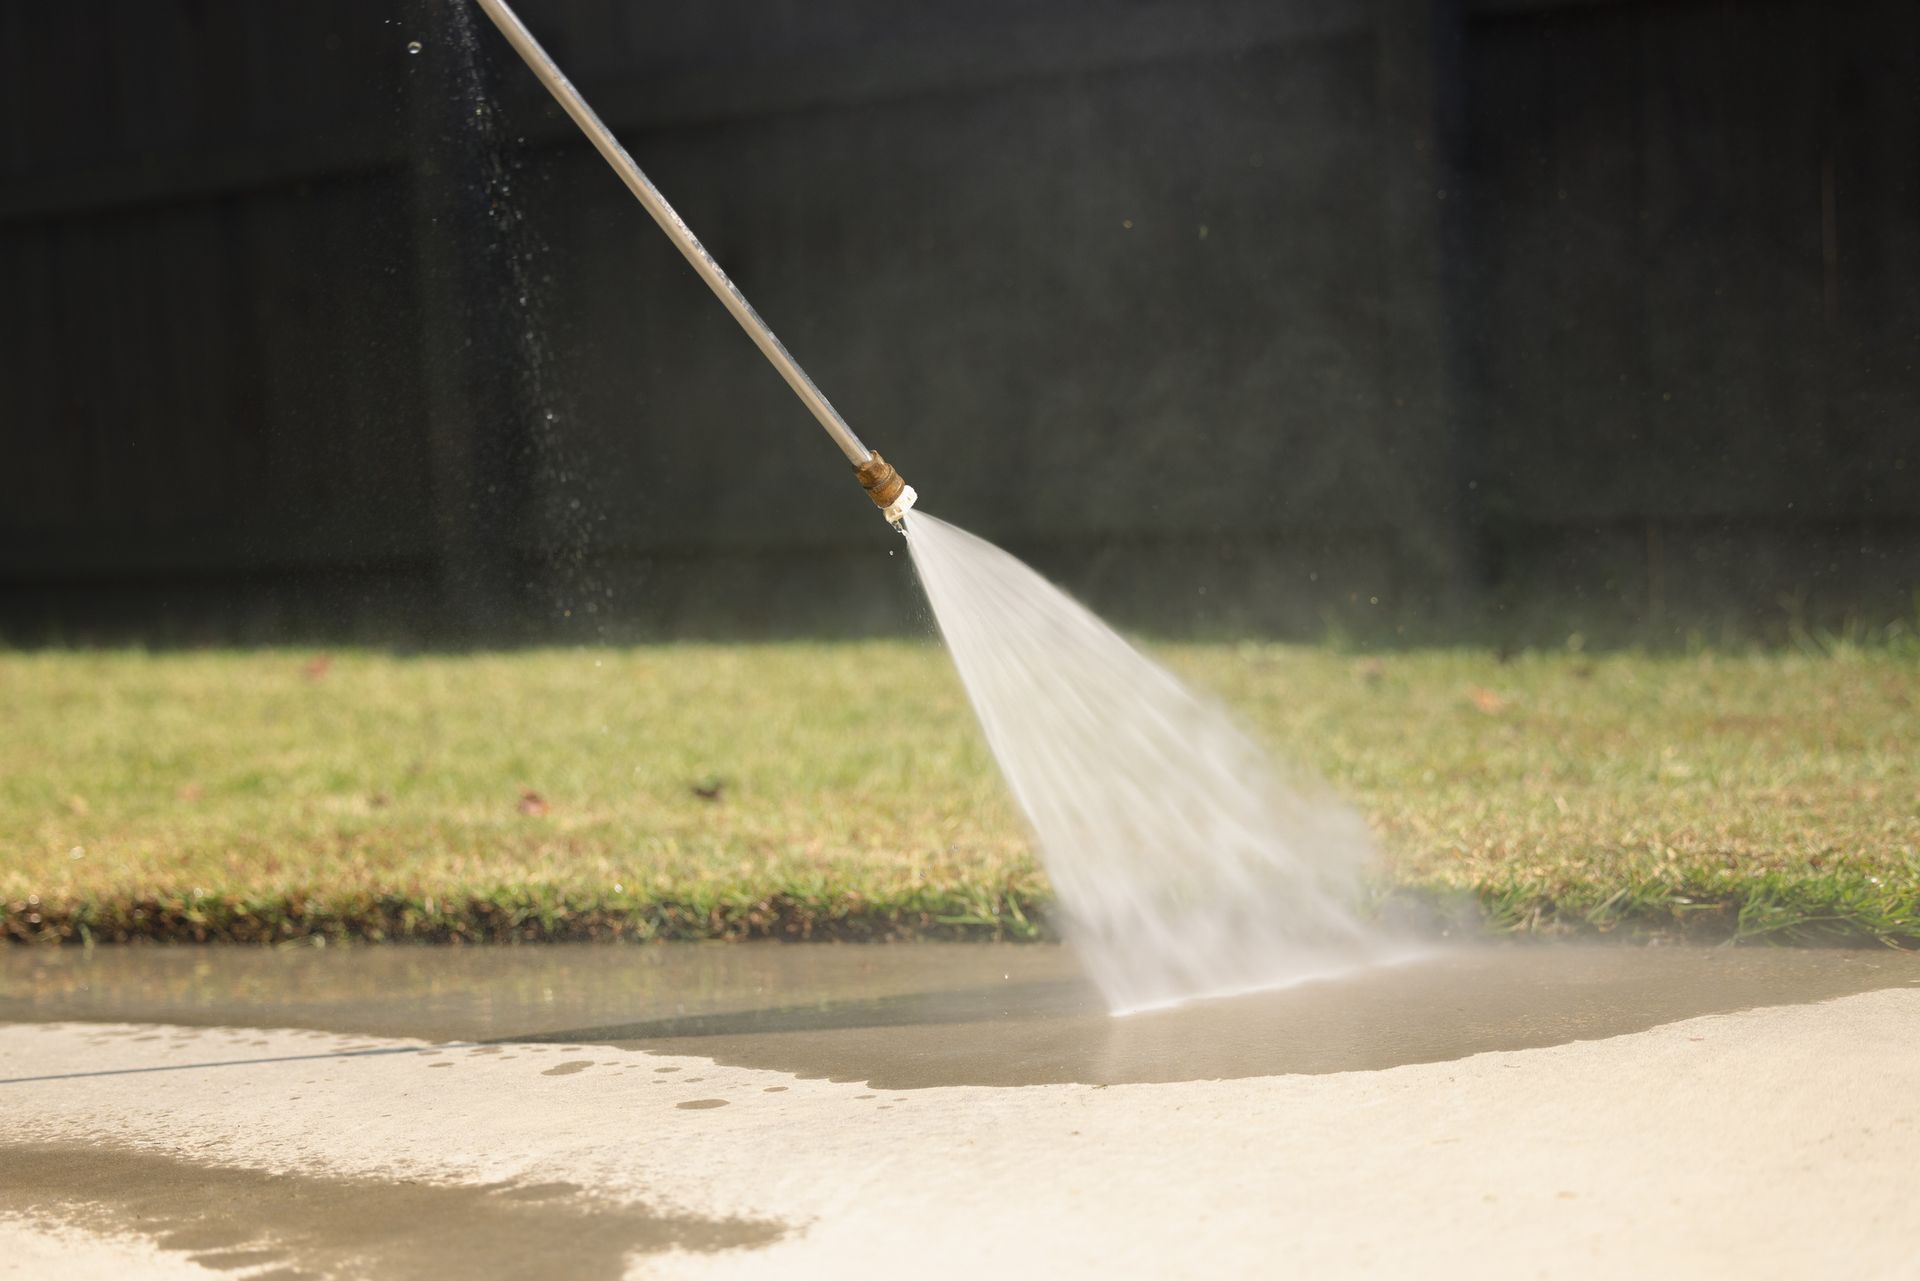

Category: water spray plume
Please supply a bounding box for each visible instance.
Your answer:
[470,0,1395,1012]
[905,513,1399,1012]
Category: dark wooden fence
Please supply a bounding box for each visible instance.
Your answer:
[2,0,1915,644]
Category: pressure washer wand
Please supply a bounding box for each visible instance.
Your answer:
[469,0,915,523]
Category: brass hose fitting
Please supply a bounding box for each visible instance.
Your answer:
[854,453,917,524]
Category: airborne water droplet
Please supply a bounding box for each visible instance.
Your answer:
[407,40,422,54]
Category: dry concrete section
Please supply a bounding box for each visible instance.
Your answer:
[2,944,1918,1280]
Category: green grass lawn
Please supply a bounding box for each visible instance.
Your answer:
[2,642,1915,946]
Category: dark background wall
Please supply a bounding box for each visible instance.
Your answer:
[2,0,1915,646]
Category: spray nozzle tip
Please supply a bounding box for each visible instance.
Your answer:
[882,485,917,526]
[854,453,915,524]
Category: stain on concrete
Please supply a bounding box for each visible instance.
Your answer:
[0,1143,783,1280]
[494,1181,580,1201]
[177,1246,286,1270]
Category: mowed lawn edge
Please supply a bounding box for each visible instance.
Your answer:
[3,643,1915,947]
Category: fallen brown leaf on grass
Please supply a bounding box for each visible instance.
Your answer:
[1467,686,1507,714]
[303,655,332,680]
[516,789,550,816]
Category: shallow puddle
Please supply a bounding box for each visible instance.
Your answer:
[4,942,1918,1088]
[0,1143,781,1281]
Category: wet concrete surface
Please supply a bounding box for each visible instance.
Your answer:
[7,943,1920,1279]
[0,1144,779,1281]
[5,941,1918,1088]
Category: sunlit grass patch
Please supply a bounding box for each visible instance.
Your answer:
[2,642,1914,945]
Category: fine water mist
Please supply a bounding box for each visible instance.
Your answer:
[905,511,1401,1015]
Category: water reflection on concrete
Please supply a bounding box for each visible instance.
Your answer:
[5,942,1917,1088]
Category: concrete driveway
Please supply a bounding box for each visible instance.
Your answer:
[3,943,1917,1280]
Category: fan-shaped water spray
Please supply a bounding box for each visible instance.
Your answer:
[906,511,1398,1014]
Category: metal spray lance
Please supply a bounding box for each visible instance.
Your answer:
[468,0,916,525]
